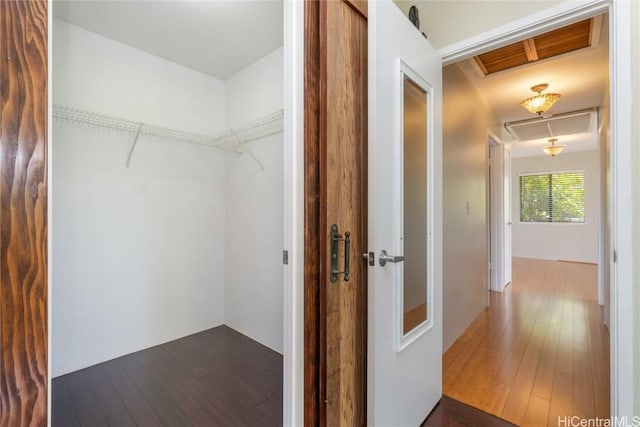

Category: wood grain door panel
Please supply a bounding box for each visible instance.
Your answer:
[305,0,368,425]
[0,1,49,425]
[321,1,368,425]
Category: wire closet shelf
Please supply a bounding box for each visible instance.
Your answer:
[53,105,284,169]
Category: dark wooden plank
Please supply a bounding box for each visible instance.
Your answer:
[162,338,216,379]
[147,349,254,426]
[52,376,70,400]
[197,370,271,425]
[51,394,80,427]
[180,327,269,377]
[254,397,283,427]
[216,325,283,366]
[422,396,517,427]
[198,363,269,408]
[257,364,284,405]
[176,329,283,422]
[128,340,262,426]
[174,345,275,426]
[166,327,281,396]
[304,0,322,425]
[199,326,282,369]
[84,365,136,427]
[52,326,283,426]
[63,370,108,427]
[101,358,164,426]
[0,1,48,425]
[118,354,193,426]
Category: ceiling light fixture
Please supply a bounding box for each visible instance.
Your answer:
[519,83,561,115]
[543,138,566,157]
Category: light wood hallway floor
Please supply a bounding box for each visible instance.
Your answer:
[443,257,610,426]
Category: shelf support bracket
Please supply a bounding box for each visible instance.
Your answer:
[125,123,144,168]
[241,142,264,172]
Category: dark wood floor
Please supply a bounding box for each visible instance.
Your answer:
[422,396,517,427]
[52,325,283,426]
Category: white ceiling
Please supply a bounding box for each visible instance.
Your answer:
[53,3,608,157]
[457,15,609,157]
[53,0,283,81]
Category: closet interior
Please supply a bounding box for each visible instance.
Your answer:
[51,1,284,425]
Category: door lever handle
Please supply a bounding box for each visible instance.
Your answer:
[379,250,405,267]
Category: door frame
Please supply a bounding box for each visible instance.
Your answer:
[487,136,512,294]
[487,136,506,293]
[283,0,305,426]
[439,0,633,417]
[288,0,634,424]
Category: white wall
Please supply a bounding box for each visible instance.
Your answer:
[394,0,569,49]
[226,48,284,128]
[224,48,284,353]
[443,64,497,351]
[632,0,640,415]
[511,150,600,263]
[52,19,228,376]
[53,19,226,135]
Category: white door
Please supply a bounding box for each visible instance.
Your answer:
[504,144,513,286]
[368,1,443,425]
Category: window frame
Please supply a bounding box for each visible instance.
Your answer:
[518,169,587,225]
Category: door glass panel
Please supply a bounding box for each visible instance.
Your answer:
[402,74,428,337]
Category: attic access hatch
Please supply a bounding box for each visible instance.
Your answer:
[505,108,597,141]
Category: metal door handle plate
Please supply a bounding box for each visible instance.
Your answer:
[330,224,350,282]
[363,252,375,266]
[379,249,405,267]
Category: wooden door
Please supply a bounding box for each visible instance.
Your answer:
[0,1,48,425]
[304,0,368,425]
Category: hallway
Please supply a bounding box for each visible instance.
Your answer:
[443,257,610,426]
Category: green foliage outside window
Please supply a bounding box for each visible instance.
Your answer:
[520,171,585,223]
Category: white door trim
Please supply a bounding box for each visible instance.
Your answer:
[488,138,505,293]
[608,0,634,418]
[282,1,304,426]
[439,0,609,66]
[439,0,634,417]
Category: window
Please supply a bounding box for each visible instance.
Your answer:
[520,171,585,223]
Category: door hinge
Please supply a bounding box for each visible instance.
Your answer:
[283,250,288,265]
[613,250,617,263]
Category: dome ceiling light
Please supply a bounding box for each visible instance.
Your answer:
[542,138,566,157]
[519,83,561,116]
